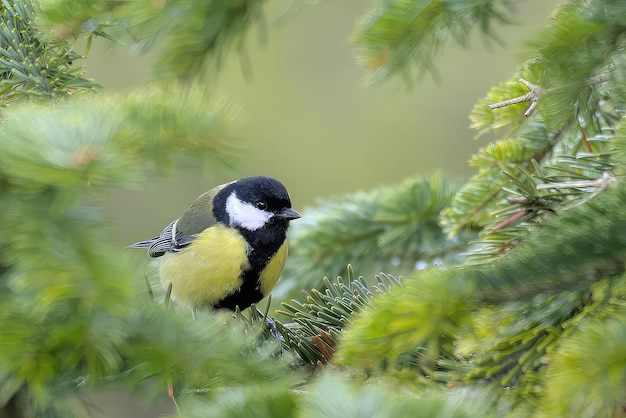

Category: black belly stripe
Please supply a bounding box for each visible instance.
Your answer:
[213,222,288,311]
[213,266,264,311]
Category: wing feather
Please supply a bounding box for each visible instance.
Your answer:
[128,220,197,257]
[129,183,227,257]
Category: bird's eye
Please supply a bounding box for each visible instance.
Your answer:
[255,201,267,210]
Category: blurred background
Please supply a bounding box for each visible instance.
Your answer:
[88,0,559,247]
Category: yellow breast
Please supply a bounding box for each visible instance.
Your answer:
[159,224,250,308]
[158,224,289,310]
[259,240,288,296]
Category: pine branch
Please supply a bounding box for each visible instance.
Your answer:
[336,182,626,414]
[453,1,626,261]
[276,267,401,366]
[351,0,515,86]
[456,154,617,261]
[488,78,541,117]
[336,180,626,358]
[543,314,626,416]
[4,0,626,416]
[610,117,626,167]
[0,85,239,189]
[445,75,621,259]
[295,373,472,418]
[0,0,98,104]
[39,0,268,79]
[526,1,626,130]
[0,84,240,416]
[276,173,469,302]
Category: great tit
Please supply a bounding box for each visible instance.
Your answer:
[129,176,300,313]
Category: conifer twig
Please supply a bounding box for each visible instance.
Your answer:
[535,172,617,191]
[489,78,542,117]
[537,172,618,210]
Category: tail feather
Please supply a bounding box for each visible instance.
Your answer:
[128,238,157,249]
[128,220,179,257]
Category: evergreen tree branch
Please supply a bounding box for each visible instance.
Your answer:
[39,0,268,79]
[336,182,626,411]
[4,0,626,416]
[276,173,469,302]
[543,314,626,416]
[0,0,98,105]
[0,85,239,188]
[297,373,471,418]
[0,84,240,415]
[332,3,626,415]
[351,0,516,86]
[488,78,541,117]
[453,0,626,261]
[276,268,401,366]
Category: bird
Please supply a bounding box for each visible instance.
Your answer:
[129,176,300,315]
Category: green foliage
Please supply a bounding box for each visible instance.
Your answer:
[298,373,471,418]
[277,268,402,365]
[178,381,298,418]
[0,0,98,104]
[276,173,469,301]
[39,0,267,79]
[0,9,247,411]
[442,20,625,256]
[326,5,626,414]
[0,92,245,416]
[337,183,626,414]
[439,0,626,258]
[351,0,515,85]
[0,90,238,187]
[4,0,626,416]
[611,116,626,168]
[526,1,626,132]
[543,316,626,417]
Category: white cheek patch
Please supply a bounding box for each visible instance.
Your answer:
[225,192,273,231]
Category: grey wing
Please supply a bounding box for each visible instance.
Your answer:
[129,188,221,258]
[128,219,196,257]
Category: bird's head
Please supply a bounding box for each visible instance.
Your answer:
[223,176,300,231]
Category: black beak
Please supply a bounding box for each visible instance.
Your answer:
[276,208,301,221]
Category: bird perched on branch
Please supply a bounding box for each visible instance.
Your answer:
[129,176,300,315]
